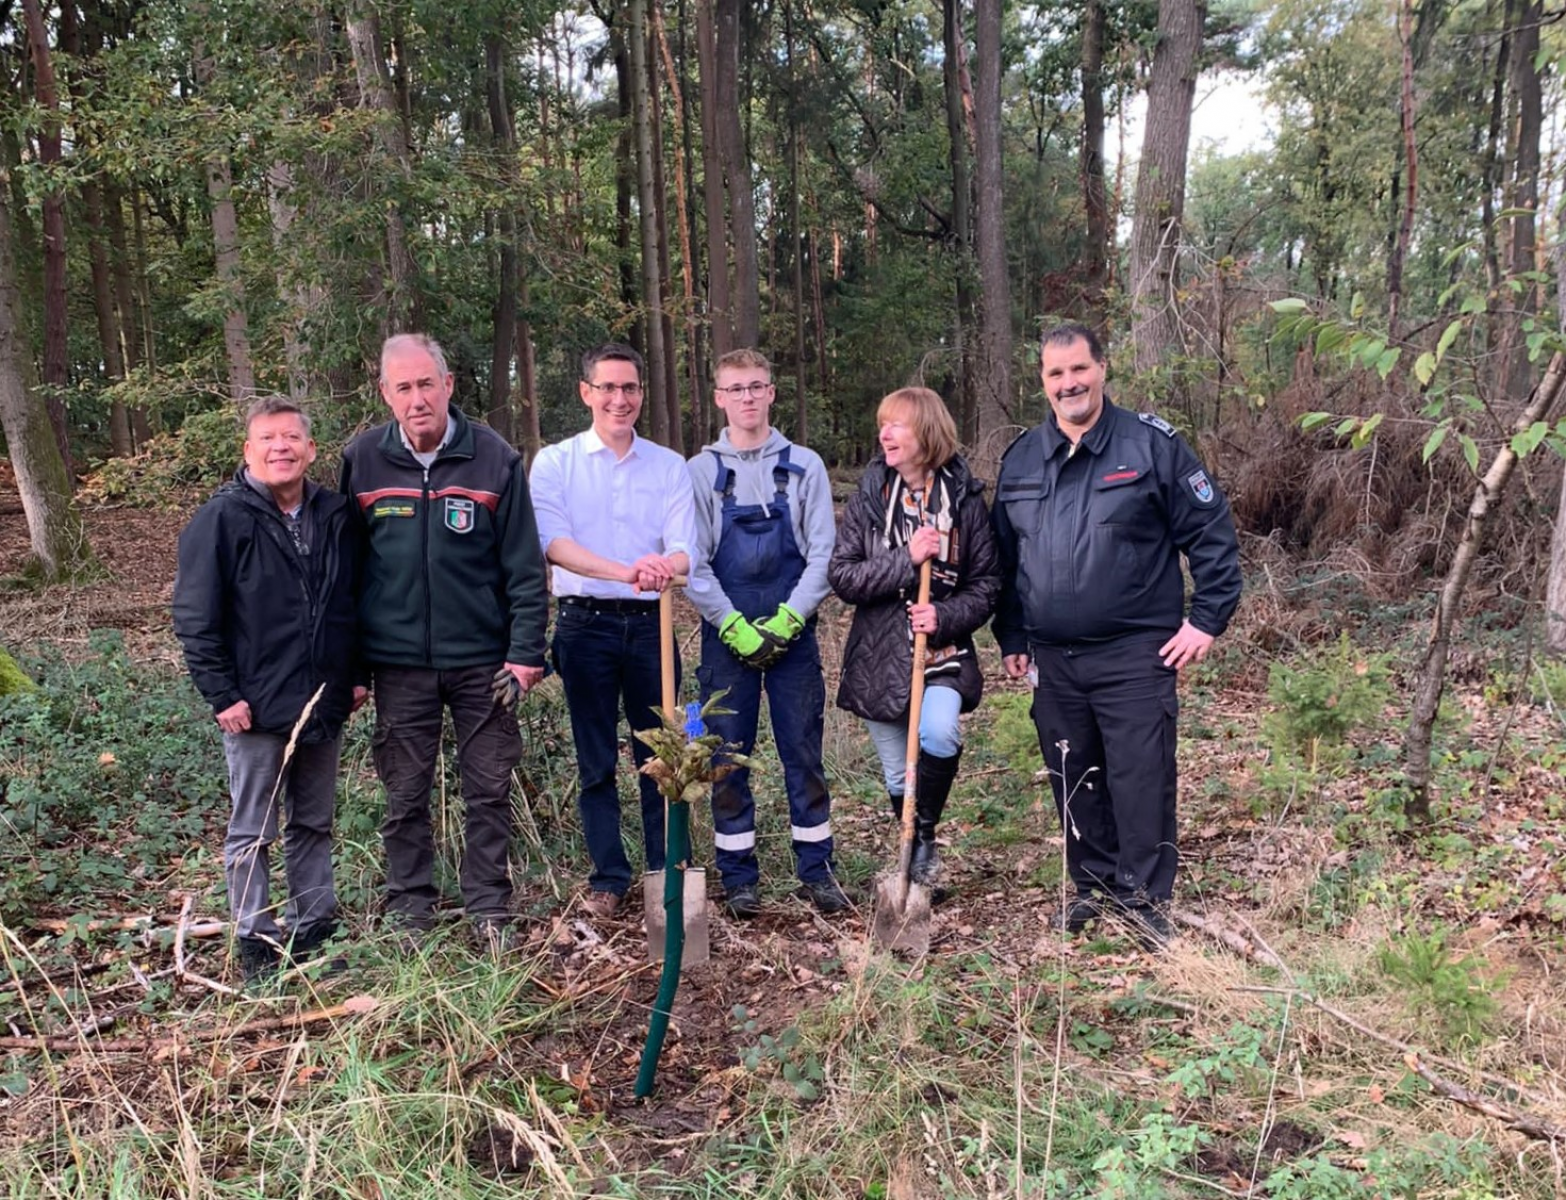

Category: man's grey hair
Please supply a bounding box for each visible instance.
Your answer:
[244,394,311,436]
[380,333,451,383]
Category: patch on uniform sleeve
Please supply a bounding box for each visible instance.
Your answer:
[1138,411,1177,437]
[1187,469,1216,505]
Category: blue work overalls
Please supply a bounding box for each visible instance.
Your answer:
[696,447,834,889]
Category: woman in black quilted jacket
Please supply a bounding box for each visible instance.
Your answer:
[829,387,1001,886]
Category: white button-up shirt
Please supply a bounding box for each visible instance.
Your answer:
[529,427,697,599]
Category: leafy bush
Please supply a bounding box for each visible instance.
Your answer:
[86,409,245,506]
[0,633,223,920]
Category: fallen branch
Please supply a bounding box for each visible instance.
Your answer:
[1173,909,1285,969]
[1406,1053,1566,1142]
[0,994,380,1053]
[173,894,241,998]
[29,915,227,938]
[1232,985,1562,1116]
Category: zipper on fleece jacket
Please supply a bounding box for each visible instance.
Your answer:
[421,465,433,664]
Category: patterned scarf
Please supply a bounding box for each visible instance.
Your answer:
[881,465,967,677]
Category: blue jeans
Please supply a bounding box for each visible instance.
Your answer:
[862,684,964,795]
[552,605,673,895]
[698,623,833,889]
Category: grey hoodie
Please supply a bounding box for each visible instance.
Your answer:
[685,427,836,626]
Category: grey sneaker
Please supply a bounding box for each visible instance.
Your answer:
[797,876,850,915]
[473,917,519,956]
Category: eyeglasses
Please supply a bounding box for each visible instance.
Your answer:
[716,382,775,398]
[585,381,644,398]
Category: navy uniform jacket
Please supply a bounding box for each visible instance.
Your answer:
[991,398,1241,653]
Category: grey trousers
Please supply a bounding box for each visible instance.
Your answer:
[223,731,341,942]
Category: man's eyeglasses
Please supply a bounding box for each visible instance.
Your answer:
[585,382,644,398]
[715,382,774,397]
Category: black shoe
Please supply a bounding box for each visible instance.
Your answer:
[290,920,348,974]
[797,876,850,915]
[1122,904,1173,951]
[1050,894,1102,934]
[723,883,762,919]
[386,914,436,955]
[237,937,281,984]
[473,917,519,956]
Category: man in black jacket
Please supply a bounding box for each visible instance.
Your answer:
[992,324,1242,948]
[340,333,548,948]
[173,396,361,984]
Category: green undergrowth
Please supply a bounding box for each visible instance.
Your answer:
[4,615,1565,1196]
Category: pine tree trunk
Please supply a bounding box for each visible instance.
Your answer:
[1080,0,1110,330]
[20,0,74,478]
[0,181,94,581]
[714,0,759,347]
[943,0,978,442]
[346,5,420,337]
[486,32,517,444]
[1129,0,1204,380]
[972,0,1013,439]
[629,0,671,446]
[192,18,256,403]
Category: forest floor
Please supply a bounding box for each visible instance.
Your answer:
[4,471,1566,1198]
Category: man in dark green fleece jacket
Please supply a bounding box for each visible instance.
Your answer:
[340,333,548,949]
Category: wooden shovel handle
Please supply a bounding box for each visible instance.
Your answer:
[900,558,934,852]
[659,574,689,721]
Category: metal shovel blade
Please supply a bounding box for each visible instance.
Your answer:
[871,873,932,956]
[643,867,710,967]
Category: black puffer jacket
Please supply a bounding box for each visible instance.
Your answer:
[829,454,1001,723]
[173,474,358,743]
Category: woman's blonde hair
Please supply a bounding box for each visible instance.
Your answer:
[876,387,959,470]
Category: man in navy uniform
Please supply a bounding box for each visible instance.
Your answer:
[992,323,1241,947]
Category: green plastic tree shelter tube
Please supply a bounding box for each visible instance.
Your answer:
[634,795,691,1098]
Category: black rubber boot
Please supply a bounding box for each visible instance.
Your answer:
[910,749,961,885]
[889,792,905,824]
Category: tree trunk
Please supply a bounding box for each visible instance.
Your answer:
[646,20,683,454]
[612,28,641,351]
[1495,0,1542,406]
[714,0,759,347]
[1548,459,1566,655]
[84,180,132,457]
[1385,0,1417,339]
[1129,0,1205,381]
[654,3,700,453]
[20,0,73,479]
[516,269,541,462]
[0,179,95,581]
[944,0,977,443]
[1080,0,1110,330]
[192,21,256,404]
[628,0,671,446]
[346,4,419,336]
[697,0,732,369]
[786,0,809,444]
[486,32,517,444]
[1404,352,1566,817]
[971,0,1013,439]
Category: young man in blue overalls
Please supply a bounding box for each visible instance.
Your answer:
[685,349,847,917]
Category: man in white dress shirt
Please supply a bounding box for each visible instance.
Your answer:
[529,344,697,918]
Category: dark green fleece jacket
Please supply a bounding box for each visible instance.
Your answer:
[339,407,548,669]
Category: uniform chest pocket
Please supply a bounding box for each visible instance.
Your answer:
[1092,468,1152,526]
[998,479,1051,532]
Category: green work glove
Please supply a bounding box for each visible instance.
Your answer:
[719,612,785,670]
[755,603,805,644]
